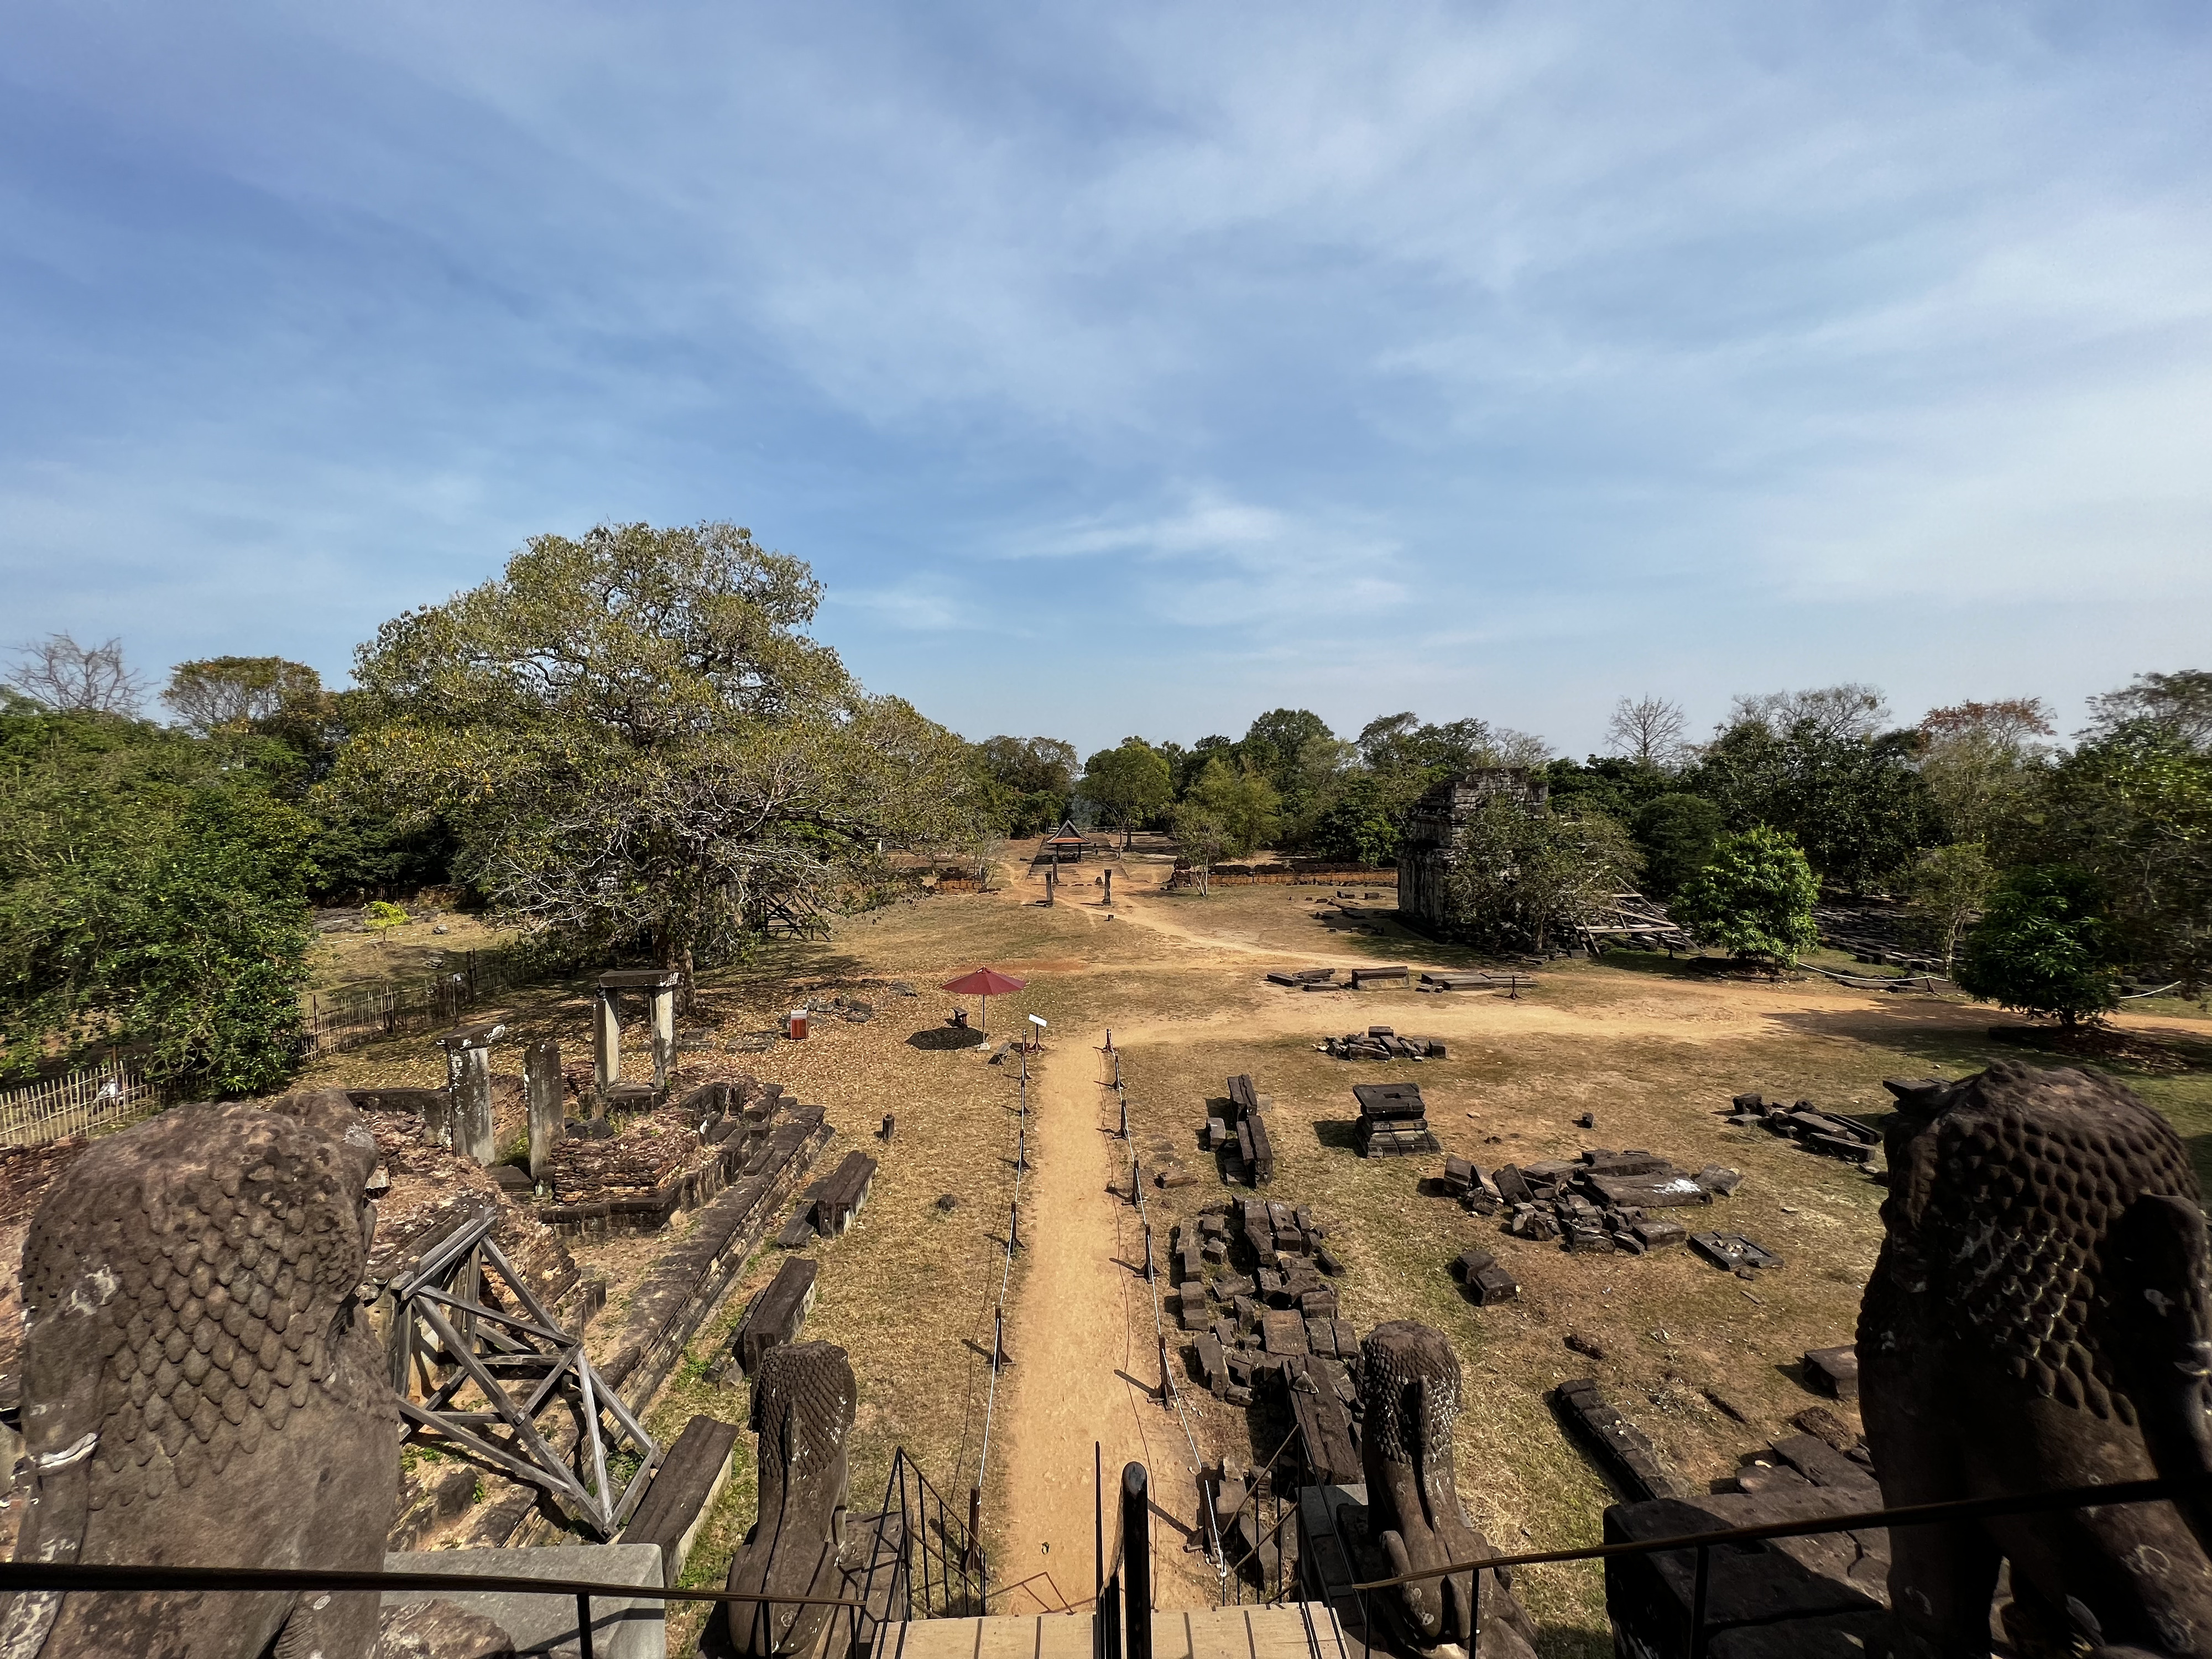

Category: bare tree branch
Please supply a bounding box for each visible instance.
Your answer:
[5,634,147,715]
[1603,695,1687,767]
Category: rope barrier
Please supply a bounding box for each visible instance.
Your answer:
[974,1047,1028,1494]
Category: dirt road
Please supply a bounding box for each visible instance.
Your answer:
[990,1034,1224,1614]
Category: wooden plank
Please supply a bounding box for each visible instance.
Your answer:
[618,1413,740,1584]
[733,1256,818,1376]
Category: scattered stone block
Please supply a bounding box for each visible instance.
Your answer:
[1196,1332,1229,1397]
[1453,1249,1519,1305]
[1790,1407,1859,1453]
[1803,1345,1859,1400]
[618,1414,742,1585]
[733,1257,817,1378]
[1630,1217,1688,1250]
[808,1151,878,1236]
[1551,1378,1684,1502]
[379,1546,665,1659]
[1691,1232,1784,1272]
[1261,1310,1311,1356]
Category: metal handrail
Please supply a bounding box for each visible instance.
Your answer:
[0,1563,861,1606]
[17,1468,2212,1659]
[1333,1468,2212,1659]
[1342,1468,2212,1592]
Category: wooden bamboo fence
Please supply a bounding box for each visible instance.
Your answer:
[0,1058,169,1148]
[2,935,602,1149]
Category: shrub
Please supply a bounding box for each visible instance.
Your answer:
[1954,865,2119,1029]
[1671,827,1820,971]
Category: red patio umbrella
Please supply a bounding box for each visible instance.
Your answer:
[941,967,1027,1035]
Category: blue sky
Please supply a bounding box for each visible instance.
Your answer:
[4,2,2208,756]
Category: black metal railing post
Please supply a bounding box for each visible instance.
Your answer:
[1688,1542,1710,1659]
[1122,1463,1151,1659]
[576,1592,594,1659]
[1103,1573,1123,1659]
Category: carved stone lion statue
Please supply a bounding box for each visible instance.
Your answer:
[726,1340,854,1658]
[0,1091,400,1659]
[1360,1321,1537,1659]
[1860,1062,2212,1659]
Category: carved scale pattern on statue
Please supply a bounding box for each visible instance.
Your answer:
[1866,1066,2198,1421]
[1860,1062,2212,1659]
[35,1138,372,1507]
[2,1093,400,1659]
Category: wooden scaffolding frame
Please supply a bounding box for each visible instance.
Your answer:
[393,1211,661,1538]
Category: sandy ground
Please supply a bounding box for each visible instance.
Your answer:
[275,837,2210,1646]
[990,1036,1226,1614]
[976,851,2212,1627]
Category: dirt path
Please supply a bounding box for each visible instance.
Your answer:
[991,1035,1222,1614]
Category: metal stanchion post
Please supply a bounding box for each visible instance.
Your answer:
[1121,1465,1152,1659]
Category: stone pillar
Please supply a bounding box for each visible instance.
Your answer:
[420,1090,451,1150]
[439,1022,504,1166]
[596,969,685,1102]
[650,985,677,1092]
[525,1038,564,1183]
[593,984,623,1096]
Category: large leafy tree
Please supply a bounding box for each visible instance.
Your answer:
[1543,756,1672,825]
[970,734,1078,837]
[1080,739,1175,846]
[1916,697,2054,852]
[2031,717,2211,987]
[1671,827,1820,971]
[331,521,977,969]
[1631,792,1724,900]
[1183,755,1281,858]
[1239,709,1344,827]
[0,698,315,1094]
[1954,865,2119,1029]
[1692,714,1942,891]
[1442,795,1640,953]
[1323,711,1553,859]
[1307,773,1401,867]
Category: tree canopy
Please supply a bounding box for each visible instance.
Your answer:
[1080,739,1175,841]
[331,521,977,967]
[1954,865,2119,1028]
[1442,795,1640,953]
[0,703,315,1093]
[970,734,1078,837]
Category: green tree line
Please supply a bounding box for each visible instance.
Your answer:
[9,528,2205,1094]
[3,524,980,1097]
[972,677,2210,1021]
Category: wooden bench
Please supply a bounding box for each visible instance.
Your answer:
[732,1256,817,1378]
[618,1414,742,1584]
[811,1151,879,1236]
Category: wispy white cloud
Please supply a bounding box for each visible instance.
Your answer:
[2,1,2208,749]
